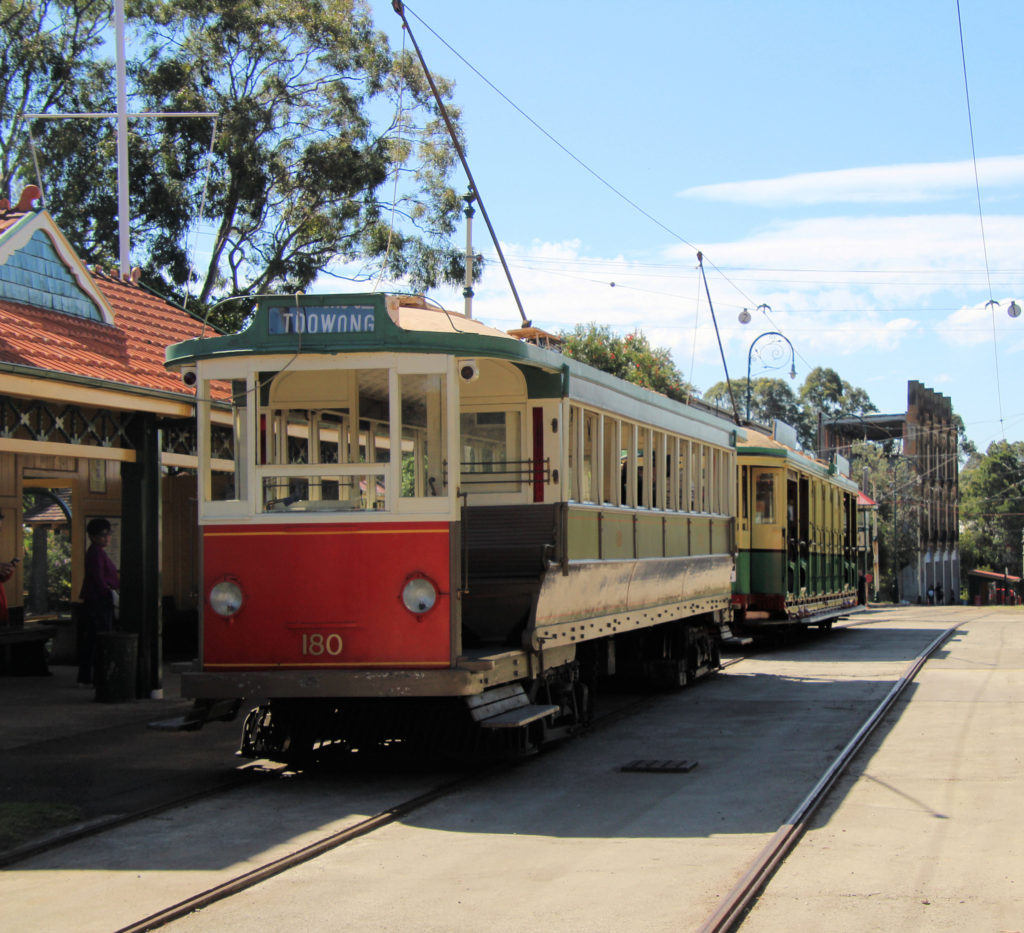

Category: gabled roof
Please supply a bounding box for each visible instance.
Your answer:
[0,192,222,406]
[0,196,115,325]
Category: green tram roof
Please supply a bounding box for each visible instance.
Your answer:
[166,292,740,449]
[738,425,859,491]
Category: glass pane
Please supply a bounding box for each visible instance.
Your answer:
[755,471,775,523]
[401,373,447,498]
[460,410,522,491]
[257,367,392,512]
[263,473,386,511]
[206,378,245,502]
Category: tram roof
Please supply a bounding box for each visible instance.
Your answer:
[738,425,859,489]
[166,292,743,448]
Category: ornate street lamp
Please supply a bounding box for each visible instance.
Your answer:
[745,331,797,422]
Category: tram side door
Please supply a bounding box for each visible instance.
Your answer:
[787,475,798,595]
[786,472,810,596]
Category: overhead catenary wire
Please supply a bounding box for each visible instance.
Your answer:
[956,0,1005,439]
[392,1,529,324]
[395,2,764,315]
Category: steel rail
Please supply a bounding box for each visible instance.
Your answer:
[108,657,732,932]
[111,769,488,933]
[697,621,964,933]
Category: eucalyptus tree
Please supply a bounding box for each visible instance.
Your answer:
[6,0,472,331]
[959,440,1024,579]
[0,0,112,203]
[703,376,801,429]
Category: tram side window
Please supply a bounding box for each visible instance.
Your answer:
[697,444,709,512]
[602,417,621,506]
[582,411,598,503]
[459,409,522,492]
[754,471,775,523]
[402,373,447,498]
[679,439,692,511]
[206,378,247,502]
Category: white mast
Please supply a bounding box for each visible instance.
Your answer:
[115,0,130,278]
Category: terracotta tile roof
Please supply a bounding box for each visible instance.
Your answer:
[0,275,211,397]
[0,203,226,401]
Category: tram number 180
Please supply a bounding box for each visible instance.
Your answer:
[300,633,344,657]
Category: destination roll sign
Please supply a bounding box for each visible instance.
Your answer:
[268,304,375,336]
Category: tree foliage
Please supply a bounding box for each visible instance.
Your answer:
[703,376,801,428]
[798,366,877,449]
[848,439,922,598]
[0,0,112,204]
[959,439,1024,578]
[558,323,695,403]
[3,0,472,331]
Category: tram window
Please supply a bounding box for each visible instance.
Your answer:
[567,406,577,501]
[754,472,775,523]
[622,422,638,508]
[679,440,691,511]
[698,444,709,512]
[205,378,246,502]
[637,427,651,508]
[402,373,447,498]
[460,409,522,491]
[257,368,392,511]
[603,417,621,505]
[668,436,680,511]
[715,448,727,513]
[582,411,598,503]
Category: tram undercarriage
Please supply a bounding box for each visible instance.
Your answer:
[233,612,723,765]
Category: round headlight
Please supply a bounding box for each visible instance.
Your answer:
[401,577,437,614]
[209,579,244,617]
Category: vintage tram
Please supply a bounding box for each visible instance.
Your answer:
[166,292,739,760]
[732,422,860,634]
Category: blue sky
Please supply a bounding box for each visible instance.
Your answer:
[360,0,1024,452]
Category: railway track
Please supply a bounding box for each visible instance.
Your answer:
[697,620,965,932]
[9,612,910,933]
[95,640,831,932]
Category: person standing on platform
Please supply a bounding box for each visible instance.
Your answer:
[77,517,119,686]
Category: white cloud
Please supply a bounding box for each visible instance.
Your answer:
[678,156,1024,206]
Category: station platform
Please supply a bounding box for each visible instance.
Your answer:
[0,663,244,859]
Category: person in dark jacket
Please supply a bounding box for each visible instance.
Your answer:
[77,517,120,686]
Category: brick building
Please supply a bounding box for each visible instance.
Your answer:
[820,380,959,603]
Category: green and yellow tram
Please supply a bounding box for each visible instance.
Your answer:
[733,424,860,633]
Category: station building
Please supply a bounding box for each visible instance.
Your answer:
[820,380,959,603]
[0,186,212,690]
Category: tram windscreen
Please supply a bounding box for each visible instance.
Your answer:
[260,368,391,512]
[400,373,447,498]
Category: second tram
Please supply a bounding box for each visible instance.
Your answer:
[732,422,860,634]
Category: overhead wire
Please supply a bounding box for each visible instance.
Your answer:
[399,3,762,312]
[956,0,1006,439]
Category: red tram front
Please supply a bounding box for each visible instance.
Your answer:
[201,520,453,671]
